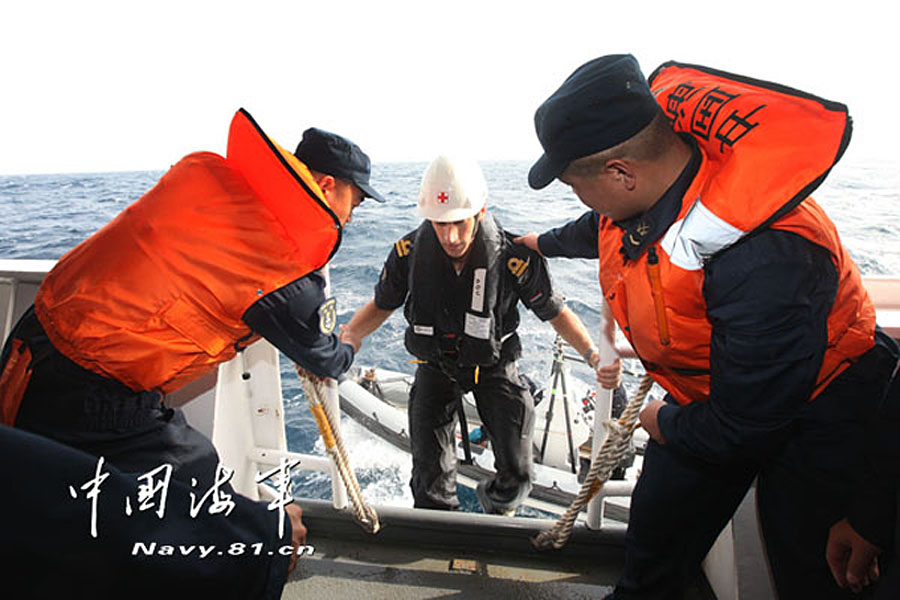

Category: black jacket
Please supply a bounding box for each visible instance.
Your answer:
[244,270,354,379]
[375,216,563,368]
[538,148,899,550]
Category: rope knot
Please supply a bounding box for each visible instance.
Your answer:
[531,374,654,551]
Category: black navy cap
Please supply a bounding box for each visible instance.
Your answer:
[528,54,661,190]
[294,128,386,202]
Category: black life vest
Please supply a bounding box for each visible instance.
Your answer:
[404,214,507,368]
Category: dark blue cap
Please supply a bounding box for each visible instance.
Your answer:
[294,127,385,202]
[528,54,661,190]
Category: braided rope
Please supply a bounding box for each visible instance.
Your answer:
[532,373,654,550]
[296,366,381,533]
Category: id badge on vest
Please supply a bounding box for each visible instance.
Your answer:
[466,267,491,339]
[464,313,492,340]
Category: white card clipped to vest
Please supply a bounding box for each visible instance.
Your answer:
[471,268,486,312]
[466,267,491,339]
[465,313,491,340]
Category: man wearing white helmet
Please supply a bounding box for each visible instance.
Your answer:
[341,155,618,513]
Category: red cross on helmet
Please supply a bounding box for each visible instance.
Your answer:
[417,155,488,221]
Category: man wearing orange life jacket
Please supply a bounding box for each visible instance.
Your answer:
[518,55,898,598]
[0,109,385,598]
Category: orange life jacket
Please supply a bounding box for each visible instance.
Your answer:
[34,109,342,393]
[597,62,875,405]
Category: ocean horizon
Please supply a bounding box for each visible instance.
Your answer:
[2,158,898,512]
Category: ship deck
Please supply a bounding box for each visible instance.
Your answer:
[282,499,716,599]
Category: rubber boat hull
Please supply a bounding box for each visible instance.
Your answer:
[338,374,630,519]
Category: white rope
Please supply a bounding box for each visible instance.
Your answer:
[297,365,381,534]
[532,373,654,550]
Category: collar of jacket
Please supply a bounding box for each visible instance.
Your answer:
[616,133,702,262]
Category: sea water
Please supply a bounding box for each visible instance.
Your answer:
[2,159,899,512]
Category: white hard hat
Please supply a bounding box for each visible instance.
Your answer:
[417,155,487,222]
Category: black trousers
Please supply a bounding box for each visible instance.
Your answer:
[0,307,291,598]
[408,361,535,513]
[6,307,221,487]
[875,494,900,600]
[0,425,289,600]
[614,341,898,599]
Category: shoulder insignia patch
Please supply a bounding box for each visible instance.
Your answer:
[318,298,337,334]
[395,239,412,258]
[507,257,529,278]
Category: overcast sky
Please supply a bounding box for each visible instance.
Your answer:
[1,1,896,175]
